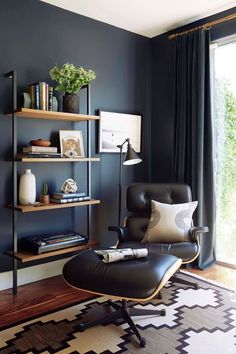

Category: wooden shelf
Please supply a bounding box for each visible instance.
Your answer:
[18,157,100,163]
[6,240,99,262]
[7,108,99,121]
[11,199,100,213]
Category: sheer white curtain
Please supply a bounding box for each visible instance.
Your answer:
[211,37,236,267]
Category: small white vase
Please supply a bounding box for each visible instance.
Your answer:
[19,169,36,205]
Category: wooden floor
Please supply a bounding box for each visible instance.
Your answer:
[0,276,95,330]
[0,264,235,330]
[185,263,236,290]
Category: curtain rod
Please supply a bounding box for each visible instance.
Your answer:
[168,13,236,40]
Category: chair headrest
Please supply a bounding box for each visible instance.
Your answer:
[126,183,192,213]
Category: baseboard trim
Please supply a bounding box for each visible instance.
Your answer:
[0,258,70,291]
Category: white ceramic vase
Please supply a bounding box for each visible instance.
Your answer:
[19,169,36,205]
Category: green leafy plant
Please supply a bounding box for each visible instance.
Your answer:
[42,183,48,195]
[49,63,96,94]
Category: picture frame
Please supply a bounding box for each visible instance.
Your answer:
[59,130,84,158]
[99,111,142,153]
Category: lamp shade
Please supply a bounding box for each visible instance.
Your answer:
[123,144,142,165]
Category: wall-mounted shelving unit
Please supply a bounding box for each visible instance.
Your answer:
[5,70,100,294]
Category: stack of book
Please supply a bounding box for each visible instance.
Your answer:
[28,82,53,111]
[50,192,91,204]
[20,145,61,158]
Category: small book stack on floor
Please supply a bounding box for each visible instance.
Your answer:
[50,191,91,204]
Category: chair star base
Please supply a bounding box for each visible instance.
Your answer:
[77,299,165,347]
[172,272,199,289]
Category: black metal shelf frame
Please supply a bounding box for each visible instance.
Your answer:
[5,71,92,295]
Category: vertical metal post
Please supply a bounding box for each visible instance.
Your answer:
[5,70,18,295]
[72,121,75,230]
[118,146,123,226]
[86,85,91,239]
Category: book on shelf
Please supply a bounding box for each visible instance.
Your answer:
[50,196,91,204]
[39,82,47,110]
[23,146,58,153]
[27,82,53,111]
[34,83,40,110]
[18,152,62,158]
[52,192,86,199]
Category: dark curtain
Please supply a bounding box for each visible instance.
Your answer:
[173,29,216,269]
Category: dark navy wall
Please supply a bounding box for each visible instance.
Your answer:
[1,1,235,274]
[0,0,151,271]
[151,7,236,183]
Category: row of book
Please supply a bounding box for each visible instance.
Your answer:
[50,191,90,204]
[28,82,53,111]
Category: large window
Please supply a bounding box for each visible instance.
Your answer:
[211,37,236,267]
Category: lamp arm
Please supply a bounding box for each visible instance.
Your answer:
[117,138,130,149]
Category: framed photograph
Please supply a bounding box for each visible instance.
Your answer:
[99,111,142,153]
[59,130,84,158]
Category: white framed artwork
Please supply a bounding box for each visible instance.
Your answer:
[59,130,84,158]
[99,111,142,153]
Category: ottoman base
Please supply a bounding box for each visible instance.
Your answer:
[78,299,166,347]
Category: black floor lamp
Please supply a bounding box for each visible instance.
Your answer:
[117,138,142,226]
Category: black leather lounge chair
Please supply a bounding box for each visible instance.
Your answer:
[109,183,208,289]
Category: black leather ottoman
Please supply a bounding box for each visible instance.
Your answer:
[63,249,181,347]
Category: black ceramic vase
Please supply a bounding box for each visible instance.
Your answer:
[63,93,79,113]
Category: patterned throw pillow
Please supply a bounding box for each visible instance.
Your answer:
[142,200,198,243]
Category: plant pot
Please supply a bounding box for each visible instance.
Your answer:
[63,93,79,114]
[39,194,50,204]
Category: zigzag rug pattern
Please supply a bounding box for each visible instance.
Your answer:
[0,272,235,354]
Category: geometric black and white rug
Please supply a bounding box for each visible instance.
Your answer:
[0,271,235,354]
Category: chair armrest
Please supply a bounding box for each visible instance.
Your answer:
[189,226,209,242]
[108,226,129,243]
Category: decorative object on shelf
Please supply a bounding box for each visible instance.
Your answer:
[63,94,79,115]
[30,139,51,147]
[99,111,142,153]
[21,92,31,108]
[61,179,78,193]
[49,63,96,113]
[52,96,58,111]
[19,169,36,205]
[59,130,84,157]
[117,138,142,225]
[39,183,50,204]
